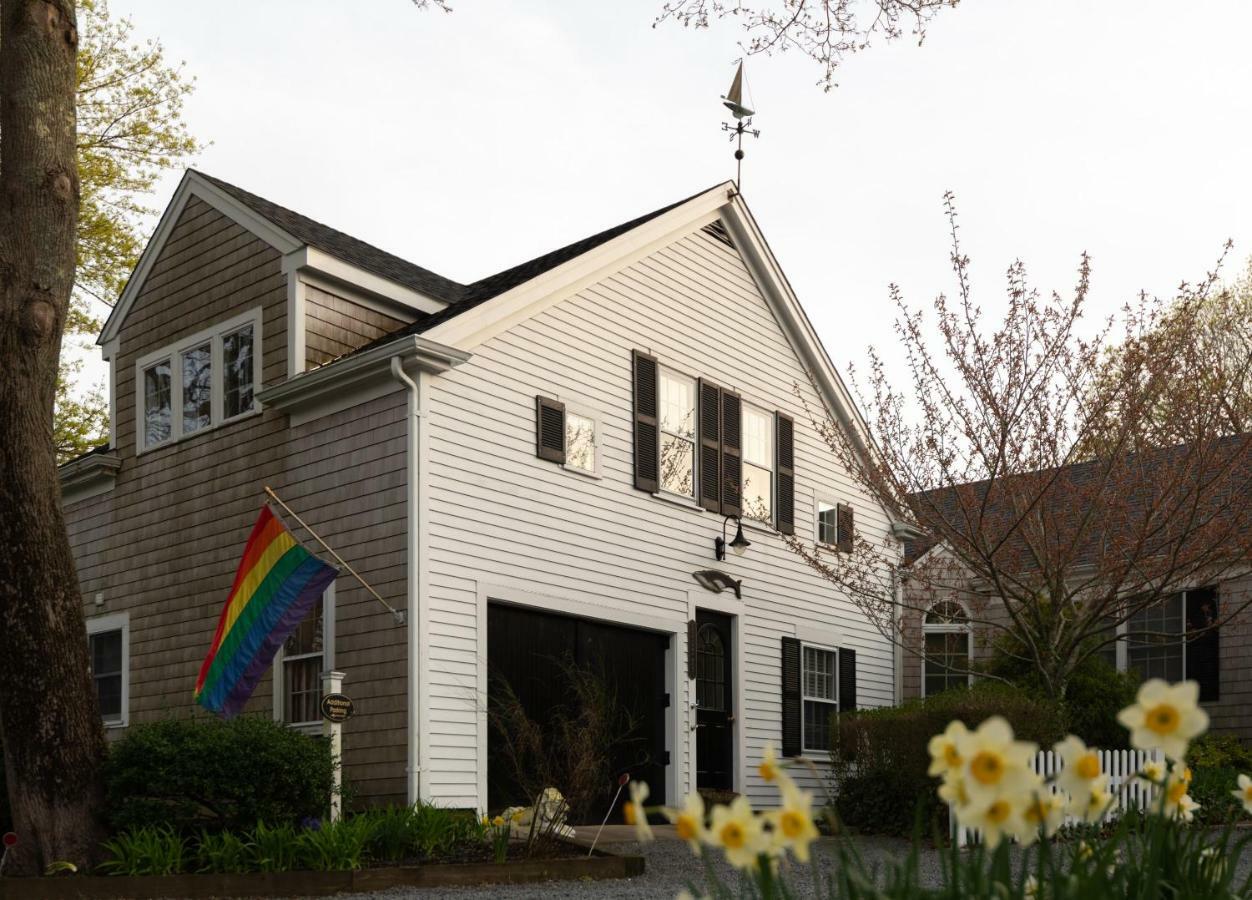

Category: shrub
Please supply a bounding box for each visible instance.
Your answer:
[1187,733,1252,772]
[103,716,335,835]
[830,682,1066,836]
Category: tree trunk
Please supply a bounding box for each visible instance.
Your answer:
[0,0,106,874]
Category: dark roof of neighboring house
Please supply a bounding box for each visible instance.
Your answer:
[902,433,1252,567]
[194,171,725,357]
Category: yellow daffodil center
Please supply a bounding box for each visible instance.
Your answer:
[1146,703,1181,735]
[720,821,746,849]
[1024,799,1046,824]
[779,810,806,838]
[970,750,1005,785]
[1243,786,1252,802]
[675,814,698,842]
[943,744,962,768]
[759,760,778,782]
[1075,753,1100,779]
[986,800,1011,824]
[492,815,505,826]
[623,804,638,826]
[1168,781,1187,804]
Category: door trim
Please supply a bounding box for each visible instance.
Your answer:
[687,590,745,795]
[476,581,684,814]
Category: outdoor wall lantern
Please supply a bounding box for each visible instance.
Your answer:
[714,515,751,561]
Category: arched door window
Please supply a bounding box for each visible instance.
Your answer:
[923,600,971,697]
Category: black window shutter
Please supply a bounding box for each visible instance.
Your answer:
[775,412,795,535]
[632,350,660,492]
[836,503,854,553]
[535,396,565,464]
[720,390,742,517]
[839,647,857,712]
[781,637,802,757]
[697,379,722,513]
[1185,587,1220,702]
[687,619,698,679]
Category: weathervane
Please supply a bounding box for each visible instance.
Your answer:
[721,60,760,190]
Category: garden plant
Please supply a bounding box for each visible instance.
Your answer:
[625,678,1252,899]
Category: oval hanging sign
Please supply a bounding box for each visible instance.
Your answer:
[320,693,354,723]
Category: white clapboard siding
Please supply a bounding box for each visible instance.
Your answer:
[952,748,1165,847]
[423,223,898,809]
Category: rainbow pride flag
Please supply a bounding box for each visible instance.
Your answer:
[195,506,337,717]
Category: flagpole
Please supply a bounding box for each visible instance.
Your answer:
[264,485,406,625]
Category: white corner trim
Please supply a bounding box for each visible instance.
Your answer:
[424,184,736,349]
[286,265,307,378]
[86,612,130,728]
[283,247,447,316]
[99,171,302,347]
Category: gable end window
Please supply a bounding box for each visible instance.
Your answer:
[659,368,697,498]
[136,308,262,451]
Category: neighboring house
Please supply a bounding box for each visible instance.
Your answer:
[60,170,913,814]
[898,443,1252,740]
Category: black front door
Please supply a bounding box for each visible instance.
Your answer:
[695,610,734,790]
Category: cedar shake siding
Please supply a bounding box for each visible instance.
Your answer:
[421,223,897,810]
[304,284,409,370]
[63,198,409,806]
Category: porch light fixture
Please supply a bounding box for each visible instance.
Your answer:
[714,515,751,562]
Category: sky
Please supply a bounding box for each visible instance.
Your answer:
[82,0,1252,396]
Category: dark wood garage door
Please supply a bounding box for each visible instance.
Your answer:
[486,603,669,817]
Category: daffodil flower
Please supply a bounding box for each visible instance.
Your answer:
[927,721,969,778]
[1017,789,1066,846]
[954,716,1038,803]
[957,795,1022,849]
[758,743,788,784]
[1054,735,1102,799]
[661,792,706,854]
[1232,773,1252,815]
[1070,775,1116,824]
[1117,679,1208,761]
[708,795,768,870]
[623,781,653,842]
[768,781,821,863]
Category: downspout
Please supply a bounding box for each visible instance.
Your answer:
[390,357,422,804]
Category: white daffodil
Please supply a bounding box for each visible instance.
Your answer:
[1162,761,1199,821]
[1116,679,1209,760]
[927,721,969,778]
[955,717,1039,803]
[768,780,821,863]
[661,792,706,854]
[623,781,653,842]
[957,795,1023,850]
[1138,759,1166,784]
[1070,775,1116,824]
[758,743,789,786]
[1232,774,1252,816]
[1024,874,1040,898]
[1054,735,1103,799]
[708,795,769,870]
[1017,789,1067,846]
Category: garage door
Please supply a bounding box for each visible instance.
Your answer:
[486,603,669,817]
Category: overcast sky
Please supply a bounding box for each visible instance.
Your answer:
[86,0,1252,394]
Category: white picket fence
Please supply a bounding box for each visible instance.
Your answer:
[952,747,1165,846]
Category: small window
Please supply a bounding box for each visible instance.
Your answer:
[817,500,838,545]
[741,404,773,522]
[86,613,128,727]
[143,360,172,448]
[223,325,255,419]
[802,645,837,752]
[283,600,324,725]
[565,411,597,474]
[659,369,696,497]
[181,343,212,434]
[1127,594,1184,682]
[923,601,971,697]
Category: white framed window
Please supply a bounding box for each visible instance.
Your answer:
[1126,593,1185,682]
[135,307,262,451]
[86,612,130,728]
[658,368,697,498]
[274,583,334,727]
[741,403,773,522]
[564,408,600,477]
[816,497,839,546]
[922,601,972,697]
[801,643,838,753]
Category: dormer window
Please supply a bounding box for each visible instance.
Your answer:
[136,308,262,451]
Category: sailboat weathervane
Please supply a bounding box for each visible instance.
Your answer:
[721,61,760,190]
